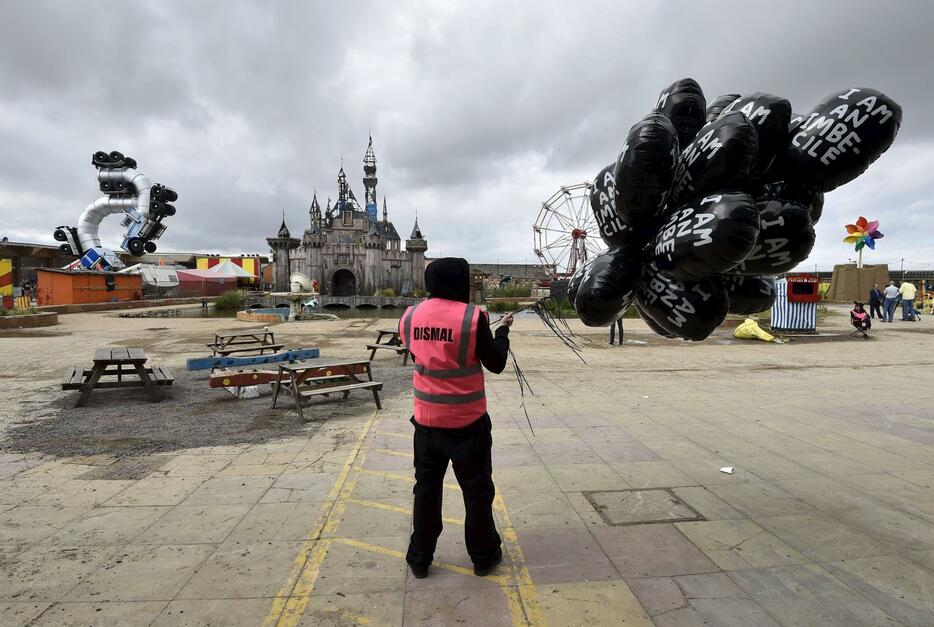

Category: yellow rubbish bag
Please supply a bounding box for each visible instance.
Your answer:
[733,318,777,343]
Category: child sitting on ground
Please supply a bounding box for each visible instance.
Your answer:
[851,301,871,334]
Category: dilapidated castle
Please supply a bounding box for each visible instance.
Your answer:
[267,137,427,296]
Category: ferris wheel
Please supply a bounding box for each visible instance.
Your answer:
[533,182,606,278]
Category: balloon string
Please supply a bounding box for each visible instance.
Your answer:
[509,348,535,436]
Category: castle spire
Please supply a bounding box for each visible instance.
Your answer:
[382,196,388,223]
[363,135,379,223]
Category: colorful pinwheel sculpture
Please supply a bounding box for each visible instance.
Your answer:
[844,216,883,267]
[844,216,884,251]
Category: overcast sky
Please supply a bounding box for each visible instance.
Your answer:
[0,0,931,270]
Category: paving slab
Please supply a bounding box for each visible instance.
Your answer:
[65,544,216,602]
[610,461,695,489]
[670,487,744,521]
[153,598,276,626]
[0,505,88,544]
[311,536,409,596]
[32,601,168,626]
[0,545,116,603]
[105,476,207,506]
[674,519,809,570]
[547,463,629,492]
[137,503,252,545]
[47,505,169,546]
[297,591,406,626]
[591,524,718,578]
[0,602,52,626]
[538,581,653,626]
[516,527,619,584]
[176,540,305,599]
[180,475,278,506]
[729,563,902,626]
[225,501,332,542]
[403,586,514,626]
[755,512,892,561]
[822,554,934,627]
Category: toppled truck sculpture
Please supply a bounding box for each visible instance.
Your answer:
[53,151,178,270]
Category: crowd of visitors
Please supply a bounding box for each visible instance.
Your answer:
[872,281,922,323]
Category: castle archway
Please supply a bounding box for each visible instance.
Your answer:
[330,269,357,296]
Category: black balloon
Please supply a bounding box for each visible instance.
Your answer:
[654,78,706,148]
[651,191,760,280]
[706,94,740,123]
[636,261,730,341]
[720,93,791,181]
[635,301,676,338]
[589,164,632,247]
[566,265,584,305]
[781,87,902,192]
[574,245,642,327]
[669,111,758,207]
[614,113,680,229]
[733,199,815,275]
[758,181,824,224]
[724,274,776,314]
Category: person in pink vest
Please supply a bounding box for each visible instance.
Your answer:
[398,257,513,579]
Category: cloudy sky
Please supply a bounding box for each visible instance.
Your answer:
[0,0,931,270]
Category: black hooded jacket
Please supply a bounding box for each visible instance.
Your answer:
[421,257,510,374]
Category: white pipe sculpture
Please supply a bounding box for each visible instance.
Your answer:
[53,151,178,271]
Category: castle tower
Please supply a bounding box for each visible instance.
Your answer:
[266,215,300,291]
[337,160,349,214]
[309,190,321,228]
[406,215,428,292]
[363,136,378,224]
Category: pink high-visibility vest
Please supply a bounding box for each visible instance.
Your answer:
[399,299,487,428]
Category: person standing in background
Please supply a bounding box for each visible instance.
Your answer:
[899,280,917,321]
[868,284,884,320]
[882,281,900,322]
[608,315,624,346]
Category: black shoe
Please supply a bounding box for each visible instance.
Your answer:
[409,562,429,579]
[474,552,502,577]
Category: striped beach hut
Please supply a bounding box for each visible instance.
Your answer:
[771,278,817,333]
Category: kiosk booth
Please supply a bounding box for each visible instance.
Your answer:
[771,274,819,333]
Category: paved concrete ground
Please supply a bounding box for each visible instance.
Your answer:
[1,307,933,626]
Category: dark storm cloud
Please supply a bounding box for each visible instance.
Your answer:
[1,0,932,269]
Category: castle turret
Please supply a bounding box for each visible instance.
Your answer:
[406,214,428,292]
[309,190,321,228]
[363,136,378,224]
[266,215,300,291]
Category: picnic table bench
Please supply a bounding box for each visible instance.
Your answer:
[62,347,173,407]
[366,327,409,365]
[208,329,283,357]
[271,358,382,421]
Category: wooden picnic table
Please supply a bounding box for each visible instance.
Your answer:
[367,325,409,365]
[271,358,382,421]
[209,328,283,357]
[62,347,174,407]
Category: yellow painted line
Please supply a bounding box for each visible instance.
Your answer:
[357,467,462,491]
[493,491,546,627]
[263,411,378,627]
[347,497,465,526]
[332,537,505,583]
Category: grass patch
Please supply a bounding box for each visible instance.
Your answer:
[0,306,39,316]
[214,290,244,311]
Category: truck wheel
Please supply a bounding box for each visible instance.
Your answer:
[126,238,145,256]
[144,241,157,253]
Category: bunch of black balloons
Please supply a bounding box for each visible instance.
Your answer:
[570,79,902,340]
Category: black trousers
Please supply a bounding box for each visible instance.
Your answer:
[406,414,501,569]
[870,302,883,319]
[609,318,623,344]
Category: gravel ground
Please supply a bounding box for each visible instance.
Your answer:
[3,363,411,458]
